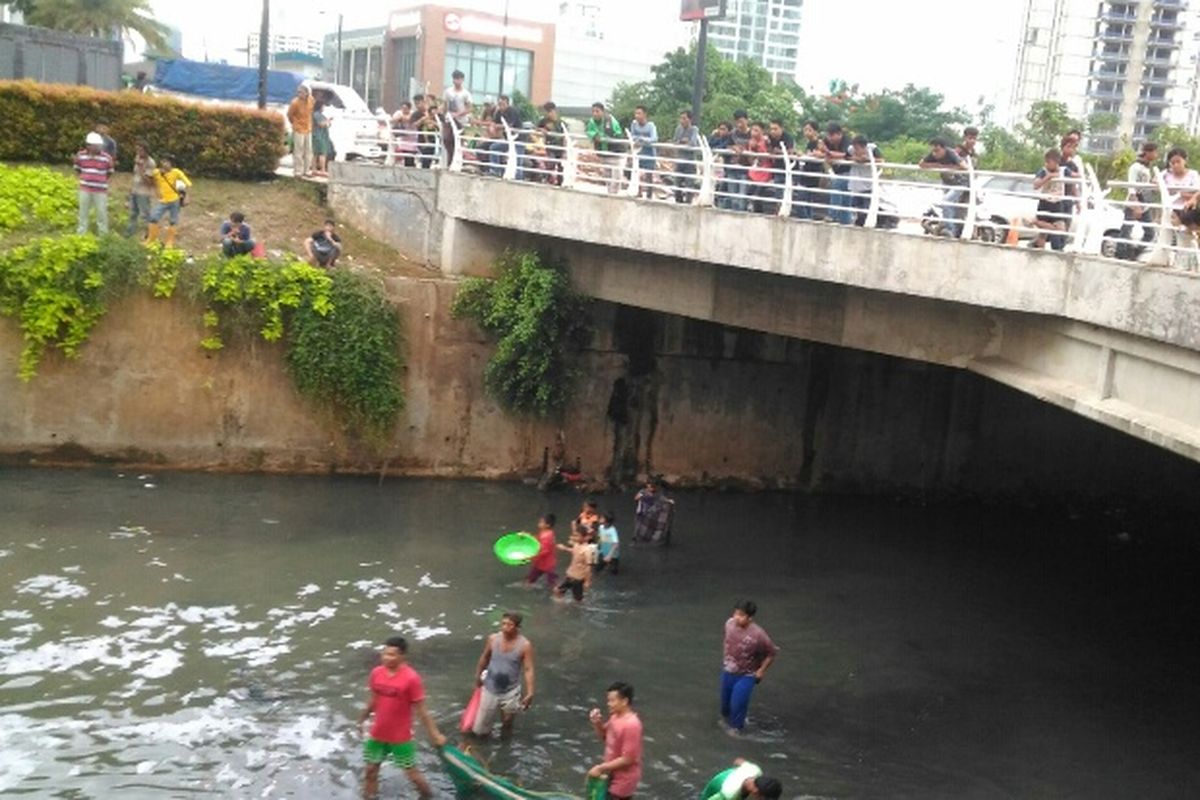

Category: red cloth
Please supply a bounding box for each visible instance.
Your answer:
[604,711,644,797]
[533,528,557,572]
[368,664,424,743]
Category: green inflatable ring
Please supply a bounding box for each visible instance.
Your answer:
[494,532,540,565]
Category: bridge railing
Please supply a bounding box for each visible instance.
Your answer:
[374,121,1200,270]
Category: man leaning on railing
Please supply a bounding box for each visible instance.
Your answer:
[919,137,968,238]
[587,102,625,195]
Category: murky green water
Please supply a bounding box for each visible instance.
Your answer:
[1,469,1199,798]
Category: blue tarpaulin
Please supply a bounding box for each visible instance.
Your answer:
[153,59,305,105]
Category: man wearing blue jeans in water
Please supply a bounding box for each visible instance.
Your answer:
[720,600,778,735]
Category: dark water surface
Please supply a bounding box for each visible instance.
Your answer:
[1,469,1198,799]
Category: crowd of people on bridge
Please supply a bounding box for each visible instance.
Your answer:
[380,77,1200,263]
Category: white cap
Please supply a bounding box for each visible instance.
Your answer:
[86,132,103,145]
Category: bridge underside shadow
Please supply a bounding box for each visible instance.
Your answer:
[440,219,1200,464]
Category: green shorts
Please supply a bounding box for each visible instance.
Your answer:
[363,737,416,769]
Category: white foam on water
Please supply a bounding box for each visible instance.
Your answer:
[61,565,82,574]
[417,573,450,589]
[376,601,399,617]
[276,715,344,760]
[109,525,150,540]
[347,640,373,649]
[172,573,192,582]
[14,575,89,600]
[203,636,292,667]
[10,624,40,636]
[98,616,125,628]
[271,606,337,631]
[136,759,157,774]
[0,610,31,621]
[353,578,405,598]
[296,584,320,597]
[262,518,280,525]
[146,558,167,568]
[134,649,184,679]
[0,550,13,559]
[0,675,42,690]
[143,483,157,489]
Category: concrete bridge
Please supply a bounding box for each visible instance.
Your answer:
[330,164,1200,464]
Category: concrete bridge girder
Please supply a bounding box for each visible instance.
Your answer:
[328,165,1200,464]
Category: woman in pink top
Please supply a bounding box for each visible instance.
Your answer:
[1163,147,1200,211]
[587,681,643,800]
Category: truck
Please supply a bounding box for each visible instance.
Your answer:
[148,58,386,162]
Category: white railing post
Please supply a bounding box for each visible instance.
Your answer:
[960,157,977,240]
[1077,164,1104,255]
[864,143,881,228]
[447,115,463,172]
[501,119,517,181]
[697,138,715,207]
[625,130,640,198]
[1140,168,1174,266]
[384,121,396,167]
[562,134,578,189]
[777,148,793,218]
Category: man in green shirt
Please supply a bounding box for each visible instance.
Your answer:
[699,759,782,800]
[586,102,625,194]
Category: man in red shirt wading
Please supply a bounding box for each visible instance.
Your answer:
[720,600,779,734]
[587,681,644,800]
[357,635,447,799]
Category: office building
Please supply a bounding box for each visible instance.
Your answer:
[551,1,691,111]
[324,4,555,113]
[249,32,323,59]
[707,0,804,84]
[1011,0,1200,150]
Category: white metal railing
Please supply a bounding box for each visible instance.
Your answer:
[361,120,1200,271]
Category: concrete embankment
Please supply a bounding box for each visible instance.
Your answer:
[3,279,1200,506]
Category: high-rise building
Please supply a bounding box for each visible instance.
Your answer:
[249,32,323,60]
[551,1,691,111]
[1011,0,1200,151]
[706,0,803,84]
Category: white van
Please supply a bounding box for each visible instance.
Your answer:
[299,81,387,162]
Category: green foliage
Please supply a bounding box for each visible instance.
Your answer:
[510,90,538,125]
[0,164,77,232]
[22,0,168,51]
[611,45,799,134]
[0,234,107,380]
[1149,124,1200,158]
[452,249,590,418]
[199,255,333,346]
[1019,101,1084,150]
[0,81,286,178]
[798,81,970,144]
[286,270,405,441]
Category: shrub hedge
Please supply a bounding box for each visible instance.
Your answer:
[0,81,286,178]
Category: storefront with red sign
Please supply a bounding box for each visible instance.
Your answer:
[379,4,555,112]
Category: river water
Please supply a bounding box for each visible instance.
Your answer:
[1,468,1198,798]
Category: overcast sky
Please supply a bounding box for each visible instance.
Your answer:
[151,0,1025,122]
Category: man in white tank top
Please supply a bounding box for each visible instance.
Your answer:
[471,611,536,736]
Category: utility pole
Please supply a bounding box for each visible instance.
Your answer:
[691,18,708,126]
[498,0,510,98]
[257,0,269,109]
[336,13,343,84]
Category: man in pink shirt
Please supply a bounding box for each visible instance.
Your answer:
[587,681,643,799]
[357,635,447,799]
[720,600,779,734]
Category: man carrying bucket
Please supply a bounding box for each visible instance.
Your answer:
[470,612,535,737]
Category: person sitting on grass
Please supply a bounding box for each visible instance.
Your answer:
[219,211,255,257]
[304,218,342,268]
[146,154,191,248]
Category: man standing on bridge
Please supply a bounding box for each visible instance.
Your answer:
[720,600,778,735]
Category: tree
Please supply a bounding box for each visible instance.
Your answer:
[793,81,969,143]
[1019,101,1083,150]
[610,45,799,134]
[22,0,168,51]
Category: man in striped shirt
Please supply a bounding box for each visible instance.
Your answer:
[74,132,114,235]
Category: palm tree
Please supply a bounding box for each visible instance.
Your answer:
[21,0,169,52]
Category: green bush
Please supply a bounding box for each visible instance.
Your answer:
[287,270,405,441]
[0,80,285,178]
[452,249,590,418]
[0,163,77,232]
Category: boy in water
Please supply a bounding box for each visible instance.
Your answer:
[556,529,593,602]
[358,635,447,799]
[596,511,620,575]
[526,514,558,589]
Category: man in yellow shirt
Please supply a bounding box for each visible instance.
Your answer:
[288,85,315,178]
[146,154,192,247]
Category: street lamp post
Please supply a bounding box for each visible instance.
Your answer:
[498,0,509,98]
[257,0,269,109]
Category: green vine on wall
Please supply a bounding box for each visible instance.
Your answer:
[0,164,406,443]
[451,248,590,418]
